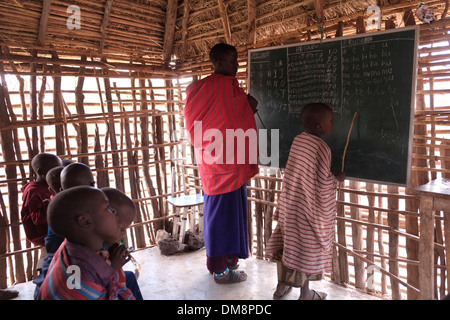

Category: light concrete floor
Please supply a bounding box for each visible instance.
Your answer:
[8,246,382,300]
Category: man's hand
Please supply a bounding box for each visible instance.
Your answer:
[247,94,258,114]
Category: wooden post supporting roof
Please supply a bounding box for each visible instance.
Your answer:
[217,0,232,44]
[180,0,190,62]
[37,0,52,46]
[163,0,178,66]
[248,0,256,45]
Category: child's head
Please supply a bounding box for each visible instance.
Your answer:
[47,186,121,249]
[62,158,74,166]
[61,162,95,190]
[210,43,238,76]
[101,187,136,245]
[300,103,334,136]
[46,166,64,195]
[31,153,63,182]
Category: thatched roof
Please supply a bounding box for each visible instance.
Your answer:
[0,0,448,74]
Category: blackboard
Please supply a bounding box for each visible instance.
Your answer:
[248,26,418,186]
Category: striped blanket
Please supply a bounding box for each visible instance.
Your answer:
[266,132,338,275]
[36,240,134,300]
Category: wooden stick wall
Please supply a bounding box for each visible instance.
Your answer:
[242,19,450,300]
[0,57,189,286]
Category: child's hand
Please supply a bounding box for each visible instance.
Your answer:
[108,243,131,271]
[334,171,346,182]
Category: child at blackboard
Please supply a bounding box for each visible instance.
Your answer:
[266,102,345,300]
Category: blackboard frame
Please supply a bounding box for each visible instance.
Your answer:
[248,26,419,187]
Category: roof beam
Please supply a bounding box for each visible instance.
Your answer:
[180,0,190,62]
[99,0,114,53]
[247,0,256,45]
[163,0,178,66]
[37,0,52,46]
[217,0,231,44]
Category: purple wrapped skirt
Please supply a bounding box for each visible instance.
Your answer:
[203,184,249,259]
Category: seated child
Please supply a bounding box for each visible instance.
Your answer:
[36,186,135,300]
[32,166,64,294]
[102,187,143,300]
[60,162,95,189]
[266,103,345,300]
[101,187,136,247]
[21,153,62,247]
[46,166,64,196]
[46,162,96,253]
[34,163,97,295]
[62,158,74,166]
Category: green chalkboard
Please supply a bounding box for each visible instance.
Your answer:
[248,26,418,186]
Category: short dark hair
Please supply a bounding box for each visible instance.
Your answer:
[101,187,135,212]
[300,102,333,129]
[47,186,105,239]
[61,162,94,190]
[46,166,64,193]
[31,153,62,176]
[209,43,237,65]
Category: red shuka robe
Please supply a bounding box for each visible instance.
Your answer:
[184,73,259,195]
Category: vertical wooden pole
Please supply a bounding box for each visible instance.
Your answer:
[94,125,110,188]
[149,80,168,228]
[162,0,178,66]
[180,0,190,62]
[113,83,146,248]
[408,66,429,299]
[336,185,349,284]
[38,65,47,152]
[75,55,89,165]
[52,52,65,155]
[102,59,124,191]
[419,195,434,299]
[30,50,39,155]
[366,183,376,292]
[247,0,256,45]
[37,0,52,46]
[217,0,232,44]
[351,180,365,289]
[443,211,450,294]
[254,179,263,258]
[378,185,387,294]
[388,185,401,299]
[0,80,25,283]
[0,190,9,288]
[135,77,162,230]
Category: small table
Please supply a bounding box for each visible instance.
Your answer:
[412,178,450,300]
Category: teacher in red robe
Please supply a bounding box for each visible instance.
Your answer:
[184,43,259,283]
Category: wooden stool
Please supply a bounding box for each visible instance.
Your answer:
[168,193,204,243]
